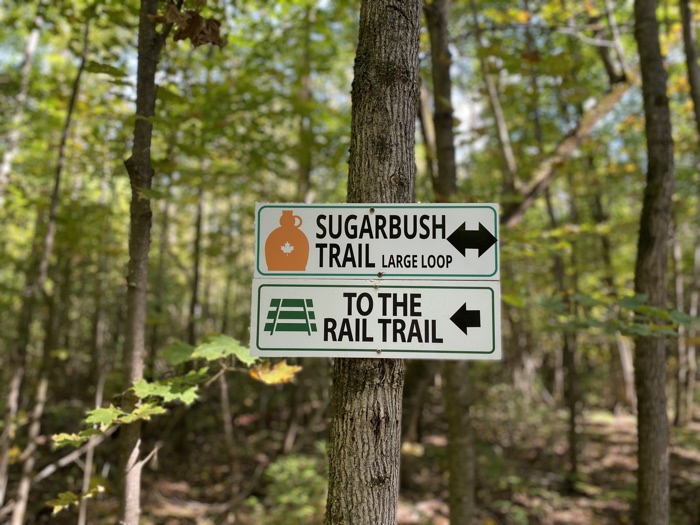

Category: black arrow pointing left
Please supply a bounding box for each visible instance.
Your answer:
[450,304,481,335]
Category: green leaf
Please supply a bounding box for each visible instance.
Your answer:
[619,294,648,310]
[47,491,80,515]
[84,60,128,78]
[502,293,525,308]
[132,369,208,405]
[136,188,167,201]
[157,85,186,103]
[192,334,259,365]
[161,340,195,366]
[85,405,126,430]
[52,429,101,448]
[669,310,696,325]
[119,402,168,424]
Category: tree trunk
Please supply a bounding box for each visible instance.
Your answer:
[424,0,457,203]
[149,195,171,377]
[324,0,420,522]
[443,362,475,523]
[187,185,204,346]
[680,0,700,424]
[417,83,438,198]
[0,16,89,506]
[0,10,42,209]
[11,259,71,525]
[119,1,167,522]
[632,0,675,521]
[672,228,688,426]
[469,0,519,193]
[688,231,699,422]
[544,189,579,489]
[296,6,314,203]
[590,189,637,410]
[424,0,476,522]
[680,0,700,138]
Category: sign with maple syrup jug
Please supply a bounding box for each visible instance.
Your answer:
[265,210,309,271]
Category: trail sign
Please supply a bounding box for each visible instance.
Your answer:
[254,203,499,280]
[250,279,501,360]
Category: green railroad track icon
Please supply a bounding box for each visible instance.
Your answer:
[264,298,317,335]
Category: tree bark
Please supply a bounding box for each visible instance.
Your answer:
[119,1,167,522]
[443,362,475,523]
[425,0,476,522]
[632,0,675,521]
[425,0,457,203]
[324,0,420,522]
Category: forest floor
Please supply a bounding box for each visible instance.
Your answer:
[395,400,700,525]
[30,389,700,524]
[137,401,700,525]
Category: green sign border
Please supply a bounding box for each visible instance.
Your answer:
[255,204,499,279]
[255,282,497,355]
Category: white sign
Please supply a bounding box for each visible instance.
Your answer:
[250,279,501,360]
[254,203,499,280]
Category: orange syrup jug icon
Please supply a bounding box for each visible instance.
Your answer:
[265,210,310,271]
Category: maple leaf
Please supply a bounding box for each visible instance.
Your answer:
[281,242,294,254]
[249,360,303,385]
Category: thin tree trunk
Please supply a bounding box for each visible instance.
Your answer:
[11,259,71,525]
[0,17,89,507]
[603,0,629,79]
[500,77,635,227]
[8,376,47,525]
[632,0,675,521]
[405,85,439,450]
[0,11,42,209]
[119,1,168,522]
[544,189,579,488]
[324,0,420,522]
[680,0,700,137]
[443,362,475,523]
[590,190,637,409]
[296,6,314,203]
[78,371,107,525]
[149,195,170,376]
[425,0,475,521]
[425,0,456,203]
[679,0,700,423]
[672,228,688,426]
[469,0,518,193]
[417,83,438,197]
[187,185,204,346]
[688,230,698,421]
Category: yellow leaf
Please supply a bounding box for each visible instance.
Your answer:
[249,360,302,385]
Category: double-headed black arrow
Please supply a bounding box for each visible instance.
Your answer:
[447,222,497,257]
[450,304,481,335]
